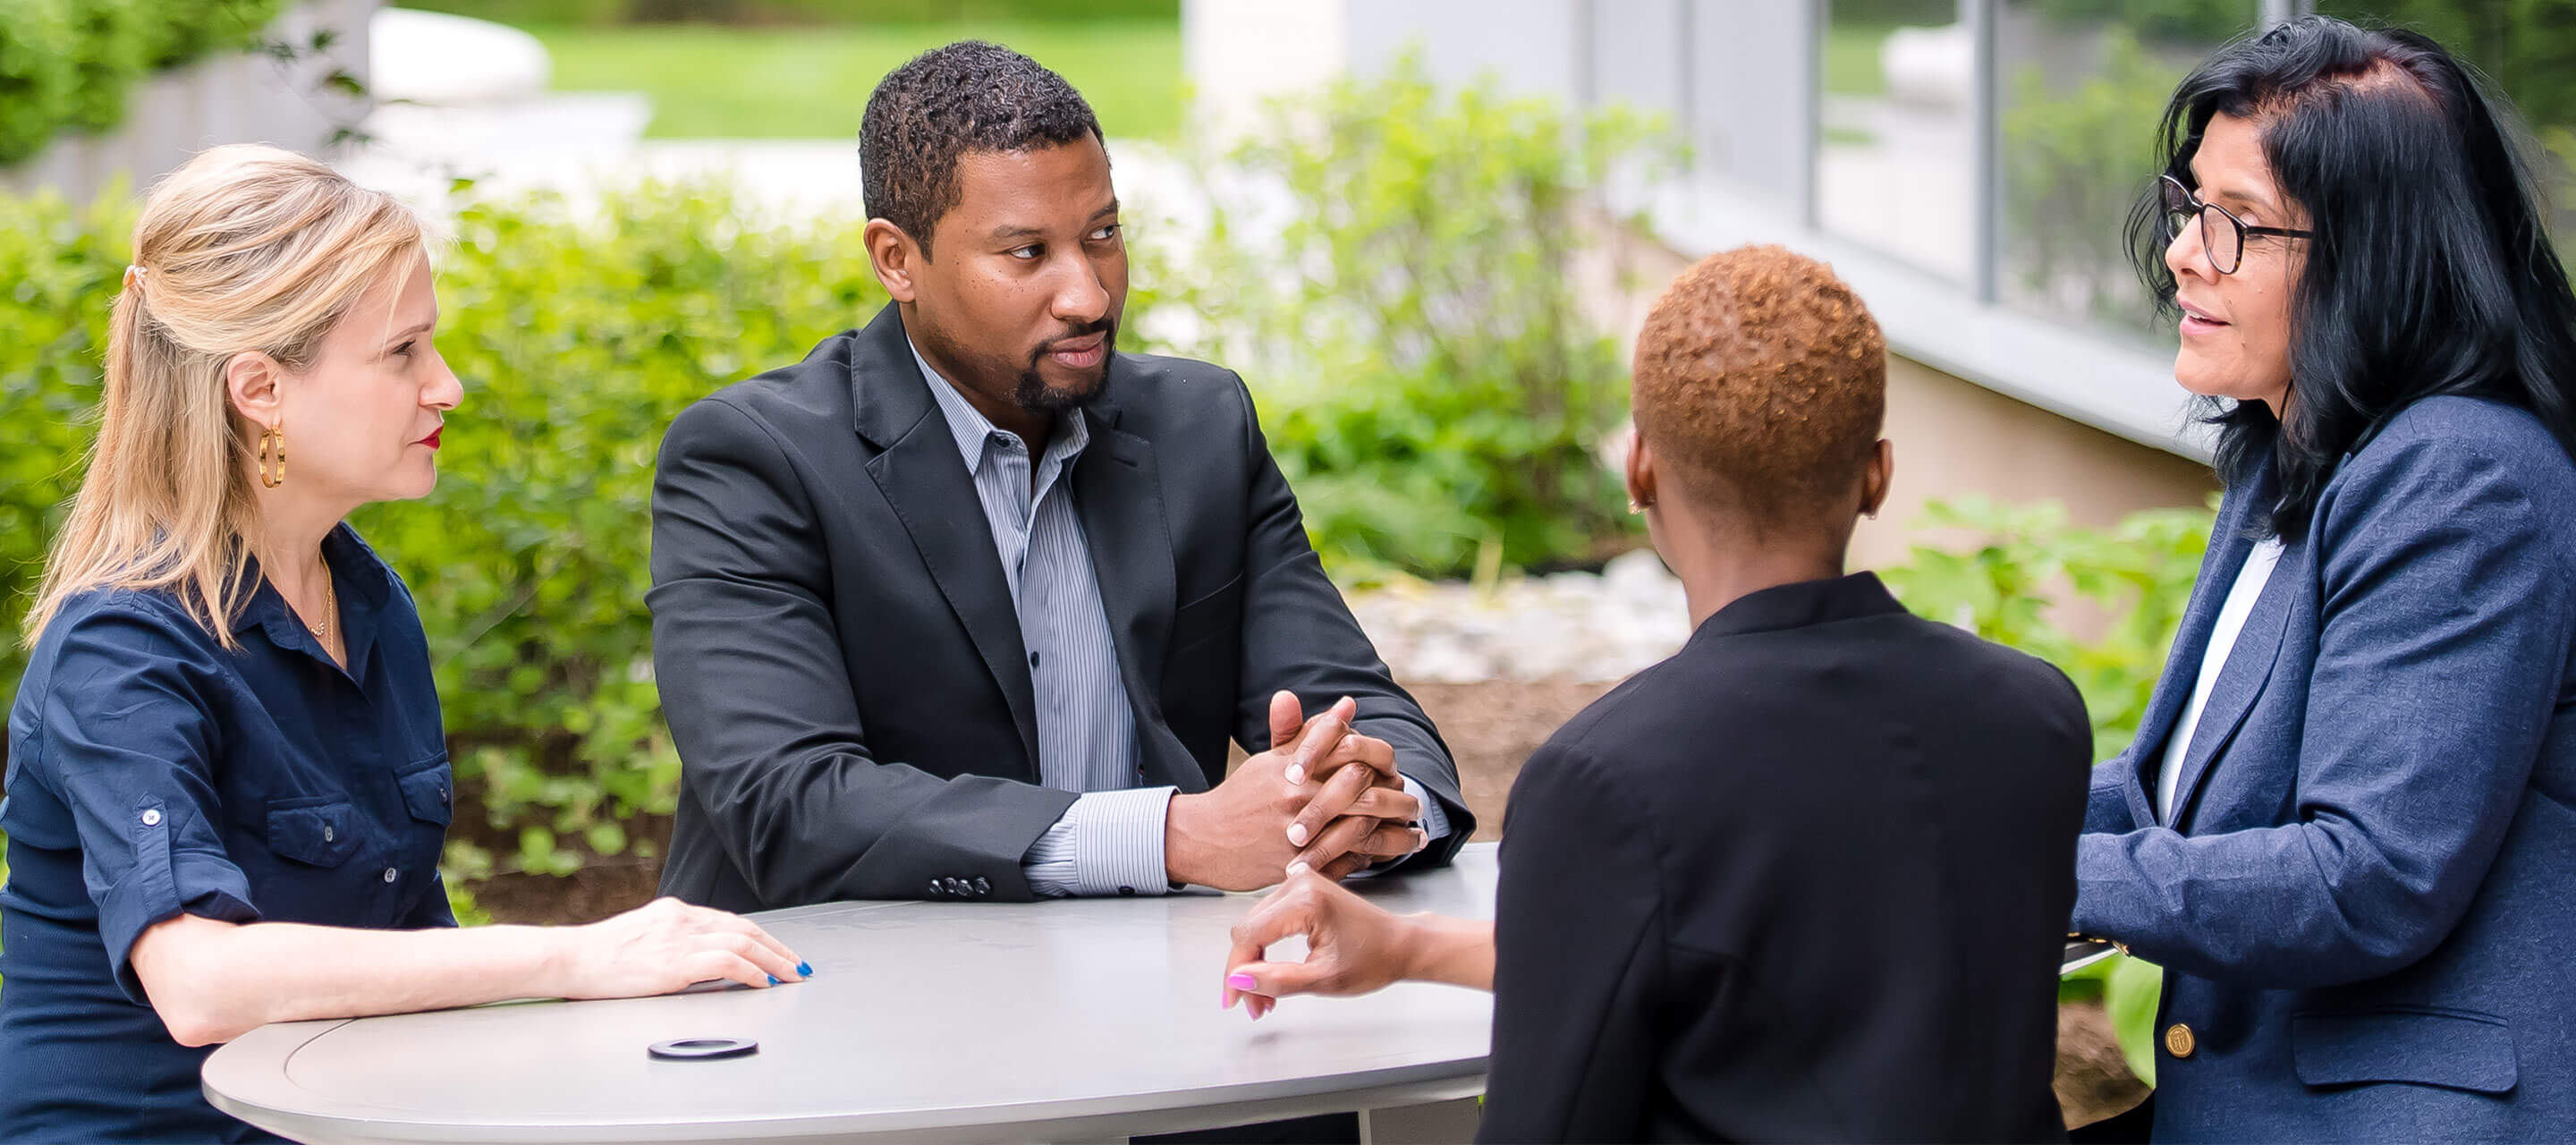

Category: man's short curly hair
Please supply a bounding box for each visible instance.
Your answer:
[860,40,1102,258]
[1631,245,1886,530]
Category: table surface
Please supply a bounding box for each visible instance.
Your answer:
[203,843,1500,1143]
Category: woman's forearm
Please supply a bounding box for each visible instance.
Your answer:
[135,914,572,1047]
[1400,913,1496,991]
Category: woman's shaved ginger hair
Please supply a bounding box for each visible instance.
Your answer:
[1630,244,1886,531]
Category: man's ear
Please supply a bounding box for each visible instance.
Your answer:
[865,218,924,303]
[225,351,285,430]
[1860,438,1894,519]
[1624,424,1658,511]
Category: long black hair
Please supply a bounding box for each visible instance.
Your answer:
[2127,15,2576,537]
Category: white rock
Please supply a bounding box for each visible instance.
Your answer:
[371,9,550,106]
[1883,24,1973,110]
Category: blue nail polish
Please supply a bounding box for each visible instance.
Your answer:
[767,975,781,986]
[797,962,813,977]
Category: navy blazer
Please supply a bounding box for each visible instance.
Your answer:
[2073,396,2576,1140]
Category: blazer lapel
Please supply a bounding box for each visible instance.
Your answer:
[1070,396,1199,792]
[848,306,1042,779]
[2124,474,2269,828]
[2166,535,2300,831]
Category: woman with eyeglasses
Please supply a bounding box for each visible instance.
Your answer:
[2065,16,2576,1140]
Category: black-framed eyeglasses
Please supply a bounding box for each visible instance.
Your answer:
[2158,174,2312,275]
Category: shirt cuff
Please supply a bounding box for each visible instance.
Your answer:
[1352,774,1452,879]
[1021,786,1178,898]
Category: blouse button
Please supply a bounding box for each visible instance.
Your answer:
[140,809,162,827]
[382,867,398,883]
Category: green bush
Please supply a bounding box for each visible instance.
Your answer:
[1883,492,2218,1087]
[0,0,288,165]
[0,181,892,887]
[2002,27,2190,330]
[367,182,895,881]
[1156,60,1682,581]
[2032,0,2254,42]
[401,0,1176,27]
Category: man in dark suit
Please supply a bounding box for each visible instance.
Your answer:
[648,41,1472,912]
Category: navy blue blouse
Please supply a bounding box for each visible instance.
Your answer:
[0,526,454,1142]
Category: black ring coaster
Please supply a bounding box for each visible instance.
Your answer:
[648,1037,759,1061]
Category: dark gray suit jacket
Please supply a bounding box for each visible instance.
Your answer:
[648,304,1471,910]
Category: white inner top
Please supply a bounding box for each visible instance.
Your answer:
[2157,537,2286,824]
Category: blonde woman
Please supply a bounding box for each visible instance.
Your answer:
[0,146,806,1143]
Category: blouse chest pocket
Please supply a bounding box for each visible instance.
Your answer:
[396,756,453,827]
[266,800,362,868]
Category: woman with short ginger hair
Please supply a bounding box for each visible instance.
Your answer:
[1220,245,2092,1142]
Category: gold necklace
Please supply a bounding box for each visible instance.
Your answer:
[305,567,336,643]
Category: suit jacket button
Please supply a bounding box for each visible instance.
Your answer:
[928,879,946,898]
[972,878,991,895]
[2165,1023,2196,1058]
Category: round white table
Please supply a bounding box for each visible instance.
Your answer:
[203,843,1499,1144]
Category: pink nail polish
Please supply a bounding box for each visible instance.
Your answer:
[1226,972,1258,991]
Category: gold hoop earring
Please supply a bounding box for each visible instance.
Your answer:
[258,424,285,488]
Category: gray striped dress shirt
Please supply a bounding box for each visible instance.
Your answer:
[911,346,1446,897]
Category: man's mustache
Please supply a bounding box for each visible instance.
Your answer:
[1030,319,1116,363]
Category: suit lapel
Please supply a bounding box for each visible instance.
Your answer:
[2166,535,2300,831]
[1070,396,1199,792]
[2125,473,2269,828]
[849,306,1042,780]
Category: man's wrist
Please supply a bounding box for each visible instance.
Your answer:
[1162,790,1206,886]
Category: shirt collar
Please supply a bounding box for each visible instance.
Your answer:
[1688,571,1908,644]
[227,521,396,670]
[910,340,1089,476]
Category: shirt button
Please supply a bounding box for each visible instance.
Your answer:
[140,809,162,827]
[1118,886,1136,896]
[323,826,335,843]
[382,867,398,883]
[1030,651,1040,668]
[2165,1022,2196,1058]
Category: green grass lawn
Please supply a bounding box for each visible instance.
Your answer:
[1824,21,1896,98]
[529,20,1182,140]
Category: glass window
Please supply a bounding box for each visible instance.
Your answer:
[1818,0,1979,282]
[1994,1,2264,337]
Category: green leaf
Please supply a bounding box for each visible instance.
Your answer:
[2102,954,2165,1088]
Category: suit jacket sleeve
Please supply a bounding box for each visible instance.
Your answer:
[649,397,1077,903]
[1479,742,1665,1143]
[1221,373,1476,862]
[2072,432,2576,987]
[2084,759,2138,835]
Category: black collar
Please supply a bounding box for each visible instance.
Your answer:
[1689,571,1907,643]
